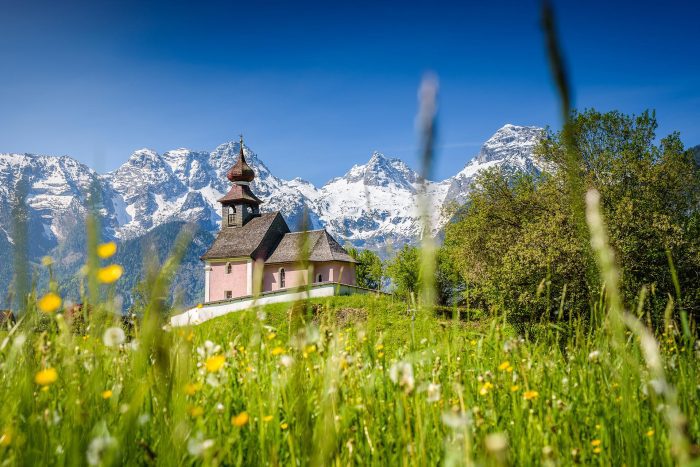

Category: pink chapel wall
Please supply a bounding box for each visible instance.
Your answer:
[208,260,248,301]
[262,261,356,292]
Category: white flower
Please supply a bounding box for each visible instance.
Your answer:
[441,411,470,429]
[485,433,508,454]
[588,350,601,362]
[86,436,117,466]
[187,433,214,457]
[280,355,294,368]
[215,403,225,413]
[426,383,441,403]
[102,327,126,347]
[389,361,415,394]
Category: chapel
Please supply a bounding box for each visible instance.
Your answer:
[201,137,357,302]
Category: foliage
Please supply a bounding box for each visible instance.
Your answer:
[385,244,421,300]
[444,110,700,330]
[346,247,384,290]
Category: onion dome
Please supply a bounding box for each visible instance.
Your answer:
[227,135,255,183]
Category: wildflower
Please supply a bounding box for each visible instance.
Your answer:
[102,327,126,347]
[498,361,512,372]
[646,429,655,437]
[187,433,214,457]
[280,422,288,430]
[205,355,226,373]
[426,383,441,403]
[485,432,508,454]
[479,382,494,396]
[86,436,117,466]
[375,343,384,351]
[588,350,601,362]
[267,332,276,340]
[389,361,415,394]
[591,439,601,447]
[98,264,123,284]
[35,368,58,386]
[441,411,470,429]
[41,256,54,266]
[280,355,293,367]
[271,346,285,356]
[184,382,202,396]
[523,390,539,400]
[101,390,113,400]
[510,385,520,392]
[232,412,249,427]
[593,447,602,454]
[263,415,273,422]
[188,406,204,417]
[215,403,225,413]
[0,429,12,447]
[38,292,62,313]
[97,242,117,259]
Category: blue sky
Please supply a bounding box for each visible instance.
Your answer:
[1,0,698,184]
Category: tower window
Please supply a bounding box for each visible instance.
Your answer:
[279,268,286,288]
[227,206,236,226]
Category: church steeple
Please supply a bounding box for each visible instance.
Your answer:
[217,135,263,228]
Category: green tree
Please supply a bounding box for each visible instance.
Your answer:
[347,247,384,290]
[385,244,420,299]
[444,109,700,330]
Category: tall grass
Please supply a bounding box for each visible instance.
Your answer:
[1,2,699,465]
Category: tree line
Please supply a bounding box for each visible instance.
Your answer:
[352,110,700,332]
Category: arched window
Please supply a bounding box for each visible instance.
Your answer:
[279,268,286,288]
[317,273,323,283]
[227,206,236,226]
[226,262,232,274]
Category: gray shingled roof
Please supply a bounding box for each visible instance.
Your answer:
[265,229,357,264]
[201,212,290,260]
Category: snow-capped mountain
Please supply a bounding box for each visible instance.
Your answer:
[0,124,544,260]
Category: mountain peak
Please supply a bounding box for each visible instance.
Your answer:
[476,124,544,164]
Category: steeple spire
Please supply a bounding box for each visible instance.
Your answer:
[226,134,255,183]
[218,135,263,228]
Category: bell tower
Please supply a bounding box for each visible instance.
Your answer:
[217,135,263,228]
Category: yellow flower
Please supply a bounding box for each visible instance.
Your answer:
[38,292,62,313]
[305,344,316,354]
[267,332,276,340]
[646,429,655,437]
[97,241,117,259]
[186,332,194,342]
[498,361,512,371]
[184,382,202,395]
[101,390,113,399]
[0,429,11,447]
[375,343,384,351]
[205,355,226,373]
[262,415,273,422]
[41,256,54,267]
[34,368,58,386]
[271,346,285,356]
[196,303,203,309]
[97,264,123,284]
[510,385,520,392]
[479,382,494,396]
[280,422,289,430]
[523,390,539,400]
[189,406,204,417]
[232,412,249,427]
[591,439,602,447]
[593,447,601,454]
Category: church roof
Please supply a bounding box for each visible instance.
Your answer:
[201,212,289,260]
[217,183,263,205]
[265,229,357,264]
